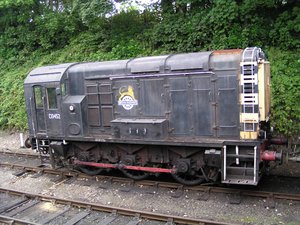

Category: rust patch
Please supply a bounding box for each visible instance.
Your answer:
[212,49,243,55]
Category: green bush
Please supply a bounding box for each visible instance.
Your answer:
[268,48,300,137]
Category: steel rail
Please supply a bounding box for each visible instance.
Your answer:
[0,215,40,225]
[0,150,41,158]
[0,187,232,225]
[1,161,300,203]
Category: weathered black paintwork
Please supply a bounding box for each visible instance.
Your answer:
[24,51,248,146]
[24,48,269,185]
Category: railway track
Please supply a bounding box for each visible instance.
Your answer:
[1,150,300,224]
[0,159,300,205]
[0,150,43,161]
[0,187,230,225]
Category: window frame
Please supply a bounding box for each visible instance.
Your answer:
[34,86,43,109]
[60,80,67,97]
[46,87,58,110]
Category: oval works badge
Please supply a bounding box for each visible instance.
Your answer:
[118,85,138,110]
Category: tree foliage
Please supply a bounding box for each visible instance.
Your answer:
[268,48,300,136]
[72,0,114,26]
[0,0,299,137]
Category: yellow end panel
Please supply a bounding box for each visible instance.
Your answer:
[240,131,258,140]
[258,62,271,121]
[240,113,259,123]
[265,62,271,118]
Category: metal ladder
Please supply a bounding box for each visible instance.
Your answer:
[35,139,50,164]
[221,47,263,185]
[240,47,259,132]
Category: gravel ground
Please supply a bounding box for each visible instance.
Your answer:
[0,167,299,225]
[0,131,25,150]
[0,131,300,225]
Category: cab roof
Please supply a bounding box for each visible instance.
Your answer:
[24,63,76,84]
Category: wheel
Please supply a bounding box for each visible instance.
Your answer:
[121,169,149,180]
[24,138,32,148]
[78,166,103,175]
[171,172,205,186]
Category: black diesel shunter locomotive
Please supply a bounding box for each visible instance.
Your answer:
[24,47,282,185]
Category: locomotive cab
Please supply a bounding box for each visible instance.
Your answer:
[24,63,76,144]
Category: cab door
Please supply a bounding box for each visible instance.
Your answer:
[44,84,63,137]
[33,86,46,134]
[33,84,63,137]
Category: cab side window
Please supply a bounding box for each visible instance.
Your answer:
[34,86,43,108]
[47,88,58,109]
[61,81,67,96]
